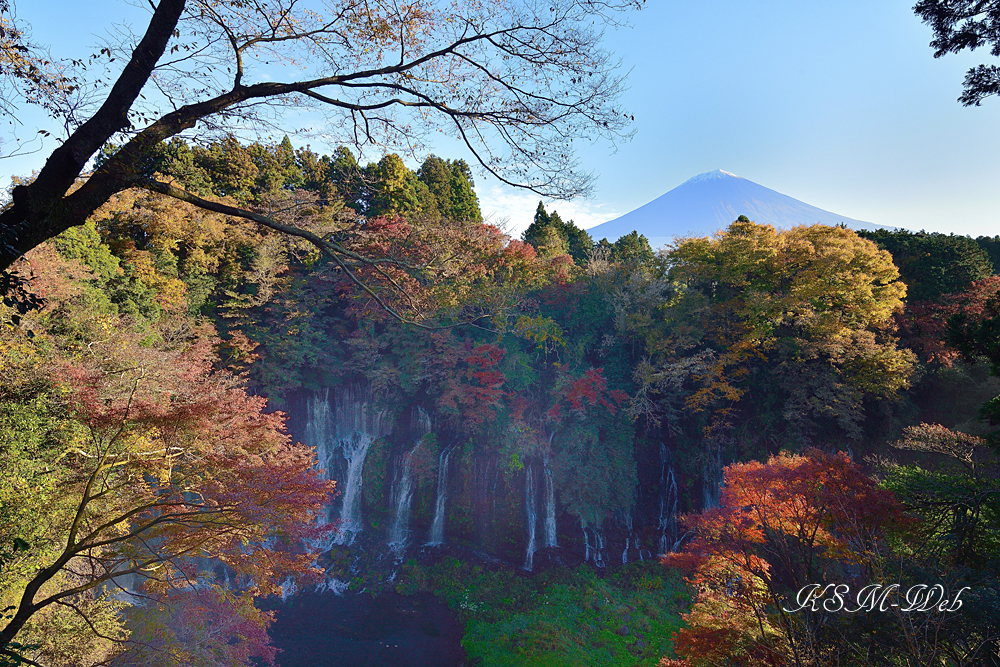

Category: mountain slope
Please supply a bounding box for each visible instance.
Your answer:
[588,170,890,249]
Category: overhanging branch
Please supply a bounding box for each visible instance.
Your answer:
[140,179,465,330]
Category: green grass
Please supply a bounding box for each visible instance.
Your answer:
[411,559,690,667]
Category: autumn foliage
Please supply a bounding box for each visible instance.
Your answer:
[646,221,915,443]
[437,343,508,430]
[546,367,630,423]
[662,450,912,667]
[110,586,278,667]
[0,244,335,664]
[900,275,1000,366]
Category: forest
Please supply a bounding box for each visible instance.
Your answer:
[2,135,999,666]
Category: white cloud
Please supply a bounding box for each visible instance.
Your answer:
[477,184,624,240]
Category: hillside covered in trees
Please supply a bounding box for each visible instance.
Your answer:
[3,138,1000,666]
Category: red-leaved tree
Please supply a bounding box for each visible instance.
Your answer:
[661,450,913,667]
[0,278,335,661]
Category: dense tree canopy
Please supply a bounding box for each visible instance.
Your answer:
[5,151,1000,665]
[858,228,994,303]
[522,201,595,266]
[662,450,993,667]
[976,235,1000,274]
[640,221,914,444]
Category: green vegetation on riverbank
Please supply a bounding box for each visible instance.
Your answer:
[394,559,687,666]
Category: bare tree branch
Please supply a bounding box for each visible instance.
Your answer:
[0,0,639,271]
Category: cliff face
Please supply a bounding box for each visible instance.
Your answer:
[283,387,693,572]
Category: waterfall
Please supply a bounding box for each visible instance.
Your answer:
[621,513,630,564]
[412,406,432,438]
[304,386,391,546]
[388,450,415,553]
[388,408,432,553]
[426,444,455,545]
[658,443,680,554]
[581,520,606,568]
[280,576,298,602]
[542,455,557,548]
[593,528,606,568]
[523,463,538,571]
[703,442,724,510]
[618,510,646,564]
[317,578,350,596]
[336,432,376,545]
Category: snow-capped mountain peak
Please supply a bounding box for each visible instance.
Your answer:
[683,169,744,185]
[586,171,890,249]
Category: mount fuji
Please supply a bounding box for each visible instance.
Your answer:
[587,170,892,250]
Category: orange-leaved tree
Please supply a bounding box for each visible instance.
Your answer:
[661,450,913,667]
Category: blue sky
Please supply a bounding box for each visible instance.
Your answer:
[5,1,1000,239]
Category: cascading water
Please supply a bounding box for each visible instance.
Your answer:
[523,463,538,571]
[388,450,415,553]
[581,520,607,568]
[280,576,298,602]
[542,455,557,548]
[304,386,391,546]
[388,408,432,553]
[618,510,647,564]
[427,444,455,545]
[658,443,680,554]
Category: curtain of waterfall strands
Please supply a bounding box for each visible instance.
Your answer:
[542,454,557,548]
[523,462,538,571]
[304,386,391,547]
[388,449,415,554]
[389,407,432,553]
[617,509,647,564]
[427,444,455,546]
[581,520,607,568]
[658,443,680,554]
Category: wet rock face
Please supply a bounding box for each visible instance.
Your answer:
[286,388,686,571]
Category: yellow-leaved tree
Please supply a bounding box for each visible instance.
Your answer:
[637,220,915,445]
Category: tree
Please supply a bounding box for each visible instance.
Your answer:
[877,424,1000,663]
[857,229,993,302]
[0,247,334,661]
[902,275,1000,444]
[885,423,1000,567]
[326,146,368,214]
[522,201,593,266]
[416,155,482,223]
[369,154,424,219]
[654,221,914,442]
[976,235,1000,274]
[662,450,919,667]
[0,0,74,145]
[110,586,279,667]
[914,0,1000,106]
[609,230,654,270]
[0,0,638,275]
[523,202,556,253]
